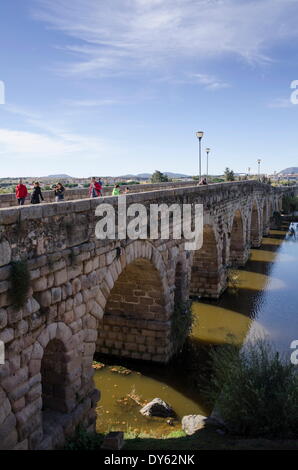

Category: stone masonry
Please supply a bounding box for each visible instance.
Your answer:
[0,180,295,450]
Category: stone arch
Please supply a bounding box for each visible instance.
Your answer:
[190,224,226,298]
[28,322,83,450]
[250,201,262,247]
[95,241,174,363]
[0,385,18,450]
[229,209,248,266]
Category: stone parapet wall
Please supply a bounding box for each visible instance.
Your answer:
[0,181,198,208]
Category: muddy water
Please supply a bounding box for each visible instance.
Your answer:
[94,223,298,435]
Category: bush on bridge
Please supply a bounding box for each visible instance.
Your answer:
[9,260,31,309]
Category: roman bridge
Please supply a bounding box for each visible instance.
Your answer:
[0,180,294,450]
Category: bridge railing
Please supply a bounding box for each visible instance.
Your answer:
[0,179,293,209]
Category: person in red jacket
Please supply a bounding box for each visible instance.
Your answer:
[89,177,102,198]
[15,179,28,205]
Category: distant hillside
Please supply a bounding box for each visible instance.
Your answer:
[278,167,298,175]
[46,174,73,178]
[119,172,191,179]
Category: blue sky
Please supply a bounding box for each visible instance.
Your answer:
[0,0,298,177]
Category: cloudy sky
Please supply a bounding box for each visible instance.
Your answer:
[0,0,298,177]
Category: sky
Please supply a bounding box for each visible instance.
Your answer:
[0,0,298,177]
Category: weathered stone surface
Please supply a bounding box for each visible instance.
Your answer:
[140,398,176,418]
[0,240,11,267]
[181,414,208,435]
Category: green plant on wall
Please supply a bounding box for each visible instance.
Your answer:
[171,301,194,353]
[10,260,31,308]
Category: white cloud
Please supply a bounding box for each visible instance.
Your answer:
[0,127,107,159]
[63,98,123,107]
[32,0,298,77]
[188,74,230,90]
[267,98,296,108]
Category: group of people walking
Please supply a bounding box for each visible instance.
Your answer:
[15,177,129,206]
[15,180,65,205]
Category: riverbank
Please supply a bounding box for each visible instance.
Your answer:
[66,426,298,450]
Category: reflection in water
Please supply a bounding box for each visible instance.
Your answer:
[191,303,252,345]
[95,225,298,434]
[250,250,297,263]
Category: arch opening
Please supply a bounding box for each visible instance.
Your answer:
[230,210,248,266]
[96,258,172,363]
[41,338,72,439]
[250,202,262,247]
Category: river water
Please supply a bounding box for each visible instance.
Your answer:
[94,222,298,436]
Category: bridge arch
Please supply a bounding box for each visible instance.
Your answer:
[27,322,84,450]
[229,209,248,266]
[95,241,174,363]
[250,201,262,247]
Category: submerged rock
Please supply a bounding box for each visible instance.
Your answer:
[140,398,176,418]
[181,414,207,435]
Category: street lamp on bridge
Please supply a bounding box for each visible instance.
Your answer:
[206,147,211,183]
[257,159,261,178]
[196,131,204,180]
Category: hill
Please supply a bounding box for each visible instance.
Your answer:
[119,172,191,179]
[278,167,298,175]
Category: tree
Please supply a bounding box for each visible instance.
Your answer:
[224,167,235,181]
[151,170,169,183]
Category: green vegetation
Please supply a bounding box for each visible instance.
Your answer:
[9,260,31,308]
[64,427,103,450]
[64,426,298,450]
[205,340,298,438]
[282,195,298,214]
[224,167,235,181]
[151,170,169,183]
[171,301,194,353]
[272,211,283,228]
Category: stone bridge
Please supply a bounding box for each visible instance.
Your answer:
[0,180,294,450]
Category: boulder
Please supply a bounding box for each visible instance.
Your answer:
[140,398,176,418]
[181,414,207,435]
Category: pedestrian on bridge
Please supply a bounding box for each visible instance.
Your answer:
[15,179,28,205]
[31,182,44,204]
[89,177,102,198]
[53,182,65,202]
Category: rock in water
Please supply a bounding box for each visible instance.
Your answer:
[140,398,176,418]
[181,415,207,435]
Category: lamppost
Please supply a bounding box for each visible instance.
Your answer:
[257,159,261,179]
[206,147,211,183]
[196,131,204,179]
[248,167,251,178]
